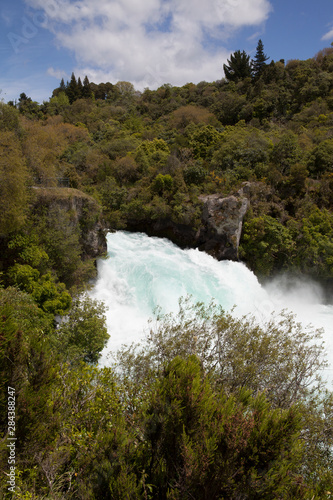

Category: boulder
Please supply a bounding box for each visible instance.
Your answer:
[197,189,249,260]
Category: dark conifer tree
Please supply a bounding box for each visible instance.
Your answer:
[59,78,66,92]
[77,76,83,99]
[82,75,92,99]
[66,72,78,104]
[252,39,269,79]
[223,50,252,82]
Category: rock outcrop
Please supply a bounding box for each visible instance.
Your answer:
[32,187,107,258]
[197,188,249,260]
[127,185,250,261]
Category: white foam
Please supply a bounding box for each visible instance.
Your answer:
[90,231,333,380]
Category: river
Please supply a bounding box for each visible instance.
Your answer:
[90,231,333,384]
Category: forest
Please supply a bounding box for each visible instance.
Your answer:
[1,41,333,498]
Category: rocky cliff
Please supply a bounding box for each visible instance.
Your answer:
[30,186,250,264]
[127,185,250,261]
[31,187,107,259]
[197,188,249,260]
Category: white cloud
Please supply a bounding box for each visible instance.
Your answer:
[322,27,333,41]
[24,0,272,89]
[47,67,68,79]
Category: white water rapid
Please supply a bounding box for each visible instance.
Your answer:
[91,231,333,384]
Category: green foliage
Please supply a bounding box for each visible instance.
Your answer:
[270,131,302,174]
[116,298,326,408]
[31,204,84,286]
[3,49,330,281]
[241,207,333,279]
[211,125,272,176]
[144,355,305,499]
[308,138,333,177]
[183,163,207,185]
[152,173,174,195]
[0,287,54,433]
[7,233,49,271]
[18,93,42,118]
[0,291,332,497]
[223,49,252,82]
[47,91,70,115]
[56,294,109,363]
[240,215,295,276]
[48,363,141,499]
[0,131,30,234]
[7,264,71,315]
[99,176,127,225]
[1,42,333,499]
[290,206,333,278]
[114,299,331,496]
[212,90,248,125]
[135,138,170,170]
[0,102,20,131]
[66,72,80,104]
[252,39,270,79]
[188,124,222,159]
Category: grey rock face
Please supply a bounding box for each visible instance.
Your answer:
[197,190,249,260]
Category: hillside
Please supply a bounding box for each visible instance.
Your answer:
[3,47,333,286]
[1,45,333,498]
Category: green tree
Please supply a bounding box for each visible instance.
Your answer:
[115,299,332,494]
[143,355,305,499]
[7,264,72,315]
[0,102,19,131]
[0,287,55,441]
[223,50,252,82]
[66,72,78,104]
[188,124,222,159]
[135,138,170,170]
[115,298,326,411]
[82,75,93,99]
[56,294,109,363]
[18,92,41,118]
[47,91,70,115]
[7,233,49,271]
[32,204,83,286]
[308,138,333,177]
[212,91,248,125]
[26,362,142,499]
[152,173,174,195]
[290,206,333,278]
[183,163,207,185]
[240,215,295,276]
[252,39,270,79]
[270,131,302,175]
[77,76,83,99]
[59,77,66,92]
[0,131,30,234]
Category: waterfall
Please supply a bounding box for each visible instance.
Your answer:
[90,231,333,383]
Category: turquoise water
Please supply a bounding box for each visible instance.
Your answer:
[91,231,333,382]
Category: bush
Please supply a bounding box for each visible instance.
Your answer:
[56,294,109,363]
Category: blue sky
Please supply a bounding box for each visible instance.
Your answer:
[0,0,332,104]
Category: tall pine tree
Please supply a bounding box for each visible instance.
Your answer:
[252,39,269,79]
[82,75,92,99]
[66,72,78,104]
[77,76,83,99]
